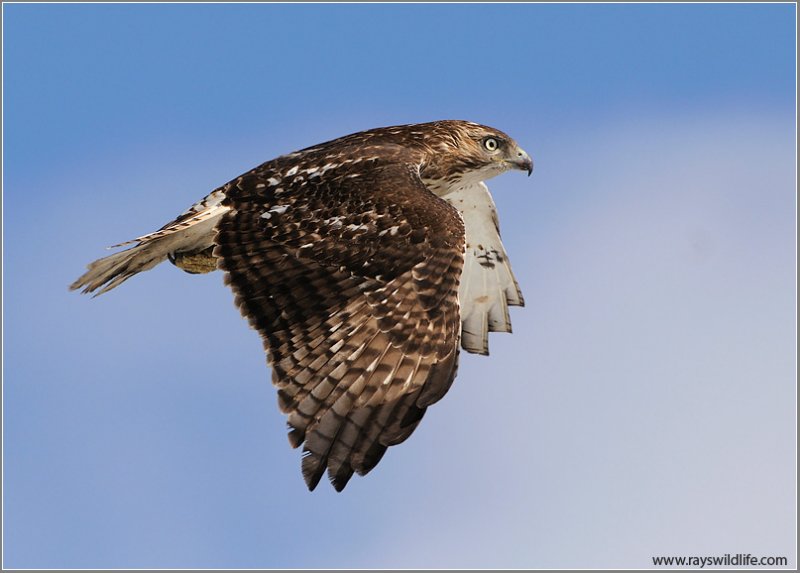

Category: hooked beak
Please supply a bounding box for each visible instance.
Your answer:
[508,146,533,176]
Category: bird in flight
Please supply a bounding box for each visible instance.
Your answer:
[71,120,532,491]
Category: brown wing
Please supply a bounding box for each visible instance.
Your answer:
[214,155,465,491]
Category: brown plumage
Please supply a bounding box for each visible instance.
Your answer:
[71,120,532,491]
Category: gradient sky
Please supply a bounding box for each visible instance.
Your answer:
[3,3,796,569]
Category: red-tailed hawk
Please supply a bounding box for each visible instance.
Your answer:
[71,120,532,491]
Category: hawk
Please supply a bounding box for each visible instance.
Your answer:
[71,120,532,491]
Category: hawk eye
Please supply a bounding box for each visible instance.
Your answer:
[483,137,499,152]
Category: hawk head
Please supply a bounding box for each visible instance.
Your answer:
[418,120,533,193]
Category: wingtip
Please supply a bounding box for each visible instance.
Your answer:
[461,340,489,356]
[330,476,349,492]
[302,469,322,492]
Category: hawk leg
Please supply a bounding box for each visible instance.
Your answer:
[169,247,218,274]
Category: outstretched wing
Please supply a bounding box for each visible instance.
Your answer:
[215,155,465,491]
[444,182,524,355]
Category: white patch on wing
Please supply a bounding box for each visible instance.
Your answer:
[286,166,299,176]
[323,215,346,230]
[378,225,400,237]
[442,181,524,355]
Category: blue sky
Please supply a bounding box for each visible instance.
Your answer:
[3,3,796,569]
